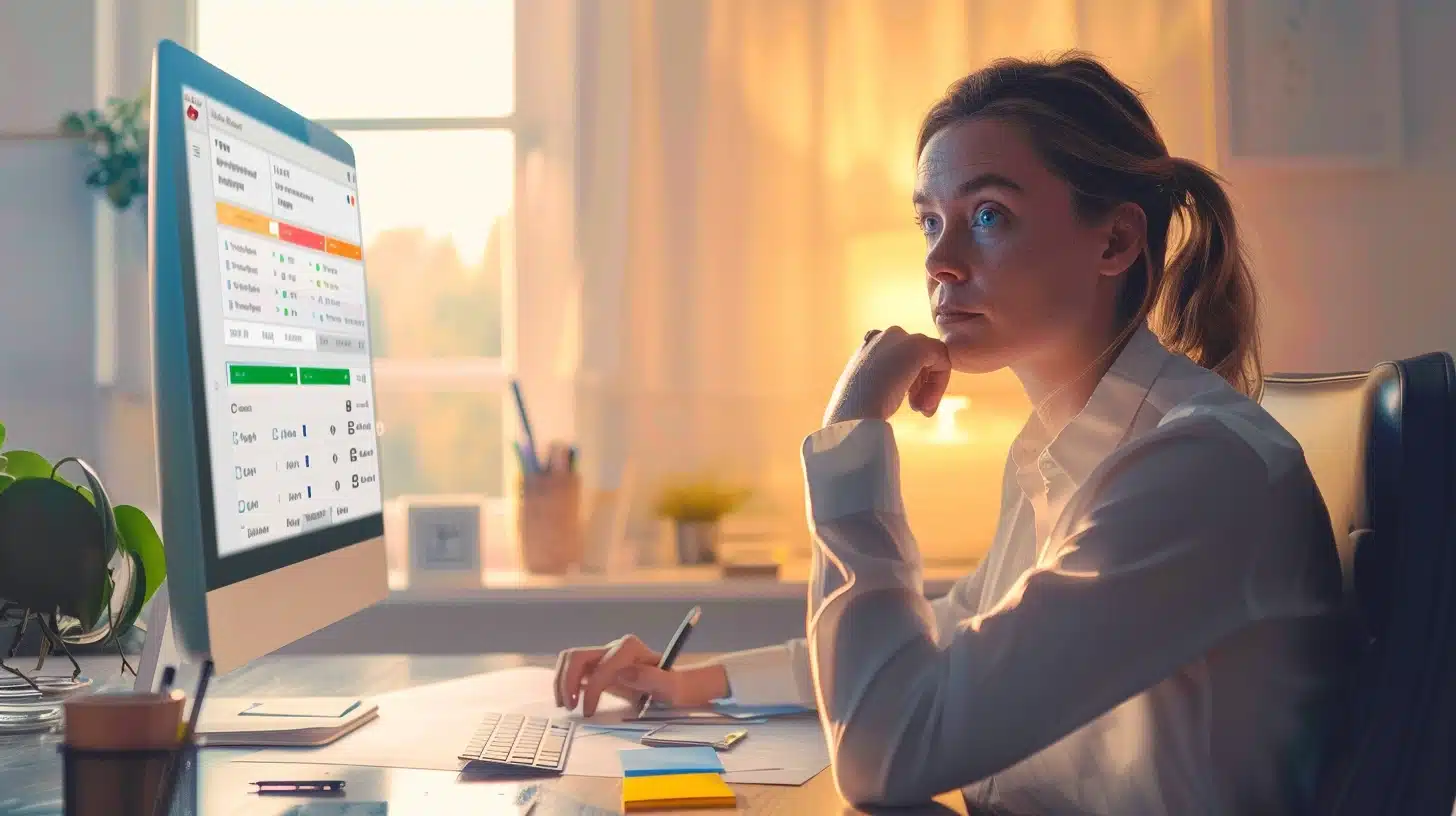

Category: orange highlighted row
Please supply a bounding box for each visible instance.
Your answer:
[215,201,360,261]
[326,237,361,260]
[215,201,271,234]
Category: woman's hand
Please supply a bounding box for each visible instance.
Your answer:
[553,635,730,716]
[823,327,953,426]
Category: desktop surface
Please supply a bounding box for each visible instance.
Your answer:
[0,653,966,815]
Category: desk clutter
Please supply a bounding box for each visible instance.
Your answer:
[512,379,586,575]
[232,667,831,786]
[59,661,211,816]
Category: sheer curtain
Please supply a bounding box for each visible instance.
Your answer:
[574,0,1217,562]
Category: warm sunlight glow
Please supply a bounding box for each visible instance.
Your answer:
[341,130,514,263]
[844,228,935,344]
[195,0,514,119]
[891,396,970,445]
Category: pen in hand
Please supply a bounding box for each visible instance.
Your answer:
[636,605,702,718]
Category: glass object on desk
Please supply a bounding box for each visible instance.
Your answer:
[0,604,102,734]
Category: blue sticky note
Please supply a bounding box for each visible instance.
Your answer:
[712,702,814,718]
[619,746,725,777]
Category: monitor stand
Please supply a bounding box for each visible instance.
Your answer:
[134,582,379,746]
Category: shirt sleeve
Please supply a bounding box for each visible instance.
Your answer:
[712,558,988,706]
[800,416,1319,807]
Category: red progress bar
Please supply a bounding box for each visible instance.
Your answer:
[278,222,326,251]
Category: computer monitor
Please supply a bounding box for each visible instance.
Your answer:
[143,39,386,678]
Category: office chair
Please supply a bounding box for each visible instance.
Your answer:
[1259,352,1456,816]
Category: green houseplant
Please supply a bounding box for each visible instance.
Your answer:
[0,421,165,678]
[653,478,751,565]
[60,89,149,212]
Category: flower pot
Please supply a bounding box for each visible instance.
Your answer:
[673,520,721,565]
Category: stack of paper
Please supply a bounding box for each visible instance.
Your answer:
[619,747,735,811]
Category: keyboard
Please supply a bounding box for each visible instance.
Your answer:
[457,712,577,773]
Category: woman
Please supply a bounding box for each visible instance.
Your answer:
[553,54,1350,814]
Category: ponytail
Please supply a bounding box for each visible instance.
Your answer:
[1153,158,1261,397]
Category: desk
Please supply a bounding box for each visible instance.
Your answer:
[0,654,968,815]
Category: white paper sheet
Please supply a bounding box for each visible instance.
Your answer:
[232,667,829,786]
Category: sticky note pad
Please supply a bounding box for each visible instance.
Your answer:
[622,772,736,811]
[619,746,724,777]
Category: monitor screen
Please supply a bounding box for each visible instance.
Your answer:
[177,86,382,562]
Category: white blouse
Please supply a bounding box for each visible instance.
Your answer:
[715,325,1353,814]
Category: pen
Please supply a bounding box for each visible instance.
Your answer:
[510,379,540,473]
[636,605,702,718]
[158,666,176,695]
[152,660,213,816]
[252,780,346,795]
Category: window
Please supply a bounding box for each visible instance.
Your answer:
[194,0,516,507]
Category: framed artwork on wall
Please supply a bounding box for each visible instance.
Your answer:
[1213,0,1402,169]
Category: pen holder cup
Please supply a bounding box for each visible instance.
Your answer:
[60,742,198,816]
[518,470,583,575]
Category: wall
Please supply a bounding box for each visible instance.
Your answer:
[1226,0,1456,373]
[0,0,101,466]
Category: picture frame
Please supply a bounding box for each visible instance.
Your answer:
[405,496,485,590]
[1212,0,1403,169]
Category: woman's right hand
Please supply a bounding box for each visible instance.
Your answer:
[553,634,730,717]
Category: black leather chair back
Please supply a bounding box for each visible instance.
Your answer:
[1260,352,1456,816]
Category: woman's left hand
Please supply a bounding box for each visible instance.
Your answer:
[823,327,953,426]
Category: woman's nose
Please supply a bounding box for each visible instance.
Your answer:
[926,244,970,283]
[926,230,972,284]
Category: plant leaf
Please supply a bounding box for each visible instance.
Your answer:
[114,504,165,606]
[0,420,7,449]
[111,548,147,635]
[75,484,94,505]
[96,573,114,630]
[0,473,14,496]
[0,455,7,473]
[4,450,57,482]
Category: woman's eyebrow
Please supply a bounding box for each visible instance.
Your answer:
[913,172,1024,207]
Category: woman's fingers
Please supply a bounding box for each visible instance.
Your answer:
[909,365,952,415]
[580,636,654,717]
[906,334,952,415]
[555,646,605,710]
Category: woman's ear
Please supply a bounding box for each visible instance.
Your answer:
[1098,202,1147,278]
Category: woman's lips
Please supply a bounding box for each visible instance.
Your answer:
[934,311,983,326]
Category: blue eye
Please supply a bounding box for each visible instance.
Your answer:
[974,207,1002,228]
[916,214,940,236]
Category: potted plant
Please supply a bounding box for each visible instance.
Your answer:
[60,89,149,212]
[0,421,165,681]
[653,478,751,565]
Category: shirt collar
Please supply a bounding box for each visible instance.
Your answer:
[1010,324,1173,489]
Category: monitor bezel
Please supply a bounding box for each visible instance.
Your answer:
[151,39,385,596]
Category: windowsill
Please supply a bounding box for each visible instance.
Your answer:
[384,561,974,603]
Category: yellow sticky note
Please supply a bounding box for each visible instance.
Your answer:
[622,772,736,811]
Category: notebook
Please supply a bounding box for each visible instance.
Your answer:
[621,772,737,811]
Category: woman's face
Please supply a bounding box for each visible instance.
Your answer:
[914,118,1130,374]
